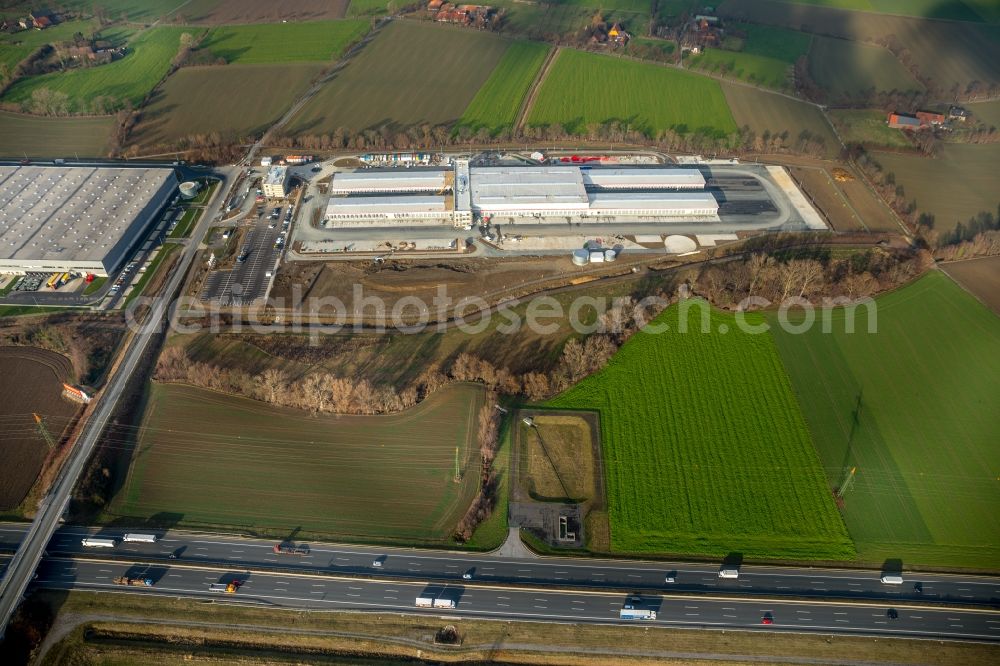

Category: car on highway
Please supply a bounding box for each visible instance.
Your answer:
[372,556,385,568]
[887,608,899,620]
[761,614,773,625]
[665,572,677,583]
[462,568,474,580]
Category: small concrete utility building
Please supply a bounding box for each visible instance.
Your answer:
[0,166,176,275]
[263,166,289,198]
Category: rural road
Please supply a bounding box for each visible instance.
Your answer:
[0,524,997,610]
[0,167,231,636]
[6,553,998,643]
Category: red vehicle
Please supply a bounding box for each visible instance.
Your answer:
[273,543,309,555]
[761,616,774,625]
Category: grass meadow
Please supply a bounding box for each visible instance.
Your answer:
[872,144,1000,233]
[782,0,992,22]
[0,111,112,157]
[689,22,810,90]
[3,26,195,112]
[547,303,854,560]
[808,36,923,100]
[457,41,550,134]
[0,1,185,22]
[200,20,368,64]
[286,20,509,134]
[130,64,323,148]
[770,272,1000,568]
[721,83,839,156]
[111,382,485,545]
[828,109,913,149]
[527,49,737,137]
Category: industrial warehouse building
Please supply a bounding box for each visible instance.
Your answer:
[0,166,176,275]
[325,165,718,226]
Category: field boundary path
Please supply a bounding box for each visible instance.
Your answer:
[514,46,559,133]
[246,18,391,166]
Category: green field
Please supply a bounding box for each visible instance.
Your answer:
[872,144,1000,233]
[807,36,922,100]
[782,0,990,22]
[721,83,839,156]
[0,111,113,157]
[547,303,854,560]
[770,272,1000,568]
[346,0,391,17]
[3,26,196,113]
[968,99,1000,129]
[111,382,485,544]
[130,64,323,148]
[0,1,185,21]
[689,48,793,90]
[828,109,913,149]
[527,49,737,137]
[286,20,510,135]
[200,20,368,64]
[457,41,550,134]
[168,207,201,239]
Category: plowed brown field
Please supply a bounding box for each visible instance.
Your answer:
[0,347,79,510]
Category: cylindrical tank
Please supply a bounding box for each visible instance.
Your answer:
[179,181,200,199]
[604,249,617,262]
[572,249,589,266]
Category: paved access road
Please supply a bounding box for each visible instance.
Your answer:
[1,525,997,609]
[0,167,233,635]
[23,556,1000,642]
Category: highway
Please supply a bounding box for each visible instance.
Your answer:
[1,524,997,611]
[18,555,1000,642]
[0,169,232,635]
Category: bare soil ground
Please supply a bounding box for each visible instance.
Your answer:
[0,347,79,510]
[169,0,349,24]
[758,155,900,233]
[941,256,1000,315]
[272,256,581,316]
[789,166,863,231]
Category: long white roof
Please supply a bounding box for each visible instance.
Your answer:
[587,191,718,211]
[582,168,705,189]
[330,170,447,193]
[0,166,174,263]
[471,167,588,208]
[326,195,446,214]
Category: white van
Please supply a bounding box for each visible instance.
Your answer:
[718,567,740,579]
[880,574,904,585]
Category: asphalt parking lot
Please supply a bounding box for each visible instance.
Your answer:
[200,206,288,306]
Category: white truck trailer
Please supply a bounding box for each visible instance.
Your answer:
[123,533,157,543]
[81,537,117,548]
[415,597,434,608]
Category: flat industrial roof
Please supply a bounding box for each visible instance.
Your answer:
[471,167,588,207]
[264,166,287,185]
[0,166,174,264]
[326,195,447,214]
[581,168,705,188]
[587,191,719,210]
[329,170,447,192]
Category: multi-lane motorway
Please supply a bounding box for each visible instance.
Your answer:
[1,524,997,641]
